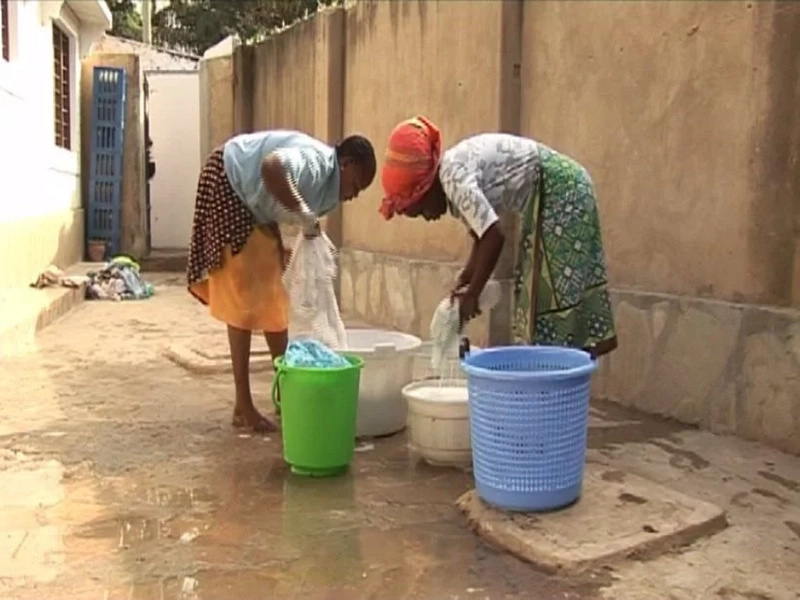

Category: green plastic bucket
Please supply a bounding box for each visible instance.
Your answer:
[272,354,364,477]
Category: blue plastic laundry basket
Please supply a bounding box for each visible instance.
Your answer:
[461,346,597,512]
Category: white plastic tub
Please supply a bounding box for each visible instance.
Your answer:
[403,379,471,467]
[345,328,422,437]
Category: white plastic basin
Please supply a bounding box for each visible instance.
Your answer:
[344,328,422,437]
[403,379,471,466]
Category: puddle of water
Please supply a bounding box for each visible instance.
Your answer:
[758,470,800,493]
[142,485,216,509]
[73,510,212,550]
[650,440,710,470]
[98,518,573,600]
[281,473,363,541]
[73,515,168,547]
[785,520,800,541]
[105,572,279,600]
[0,435,607,600]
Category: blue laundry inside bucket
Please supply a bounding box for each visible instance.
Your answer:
[285,338,349,369]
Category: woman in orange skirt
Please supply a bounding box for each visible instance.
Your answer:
[187,130,376,432]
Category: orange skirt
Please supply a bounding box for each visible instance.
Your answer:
[187,148,288,333]
[190,227,288,332]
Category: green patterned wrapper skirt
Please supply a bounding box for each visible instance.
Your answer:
[511,146,618,357]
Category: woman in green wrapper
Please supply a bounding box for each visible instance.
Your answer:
[379,115,617,357]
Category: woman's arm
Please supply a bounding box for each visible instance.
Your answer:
[441,175,505,323]
[455,223,505,326]
[260,152,307,214]
[454,231,480,292]
[260,150,318,235]
[465,223,505,301]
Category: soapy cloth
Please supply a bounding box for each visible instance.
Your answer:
[283,230,347,349]
[429,297,462,375]
[429,280,502,375]
[284,338,349,369]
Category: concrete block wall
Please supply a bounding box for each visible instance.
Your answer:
[338,248,495,347]
[339,0,521,346]
[595,291,800,456]
[518,1,800,456]
[198,55,234,162]
[520,1,800,308]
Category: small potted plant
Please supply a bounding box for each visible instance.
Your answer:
[87,239,107,263]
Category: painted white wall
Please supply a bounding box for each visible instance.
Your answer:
[0,1,110,286]
[203,35,239,59]
[147,70,200,249]
[0,1,110,287]
[0,1,108,226]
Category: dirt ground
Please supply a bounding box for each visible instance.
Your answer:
[0,275,798,600]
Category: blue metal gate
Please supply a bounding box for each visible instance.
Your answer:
[87,66,126,258]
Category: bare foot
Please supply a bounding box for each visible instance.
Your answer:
[232,405,277,433]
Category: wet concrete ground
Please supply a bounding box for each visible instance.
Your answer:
[0,276,597,599]
[0,275,799,599]
[3,434,589,599]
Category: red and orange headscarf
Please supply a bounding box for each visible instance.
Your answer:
[379,115,442,220]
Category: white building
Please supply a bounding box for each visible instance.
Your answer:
[0,0,112,287]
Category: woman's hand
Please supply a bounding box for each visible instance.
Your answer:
[456,290,481,330]
[298,211,321,239]
[450,270,470,299]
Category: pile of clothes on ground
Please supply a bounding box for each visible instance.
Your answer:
[85,256,154,301]
[30,256,154,302]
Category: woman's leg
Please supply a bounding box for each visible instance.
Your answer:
[264,329,288,360]
[229,324,276,432]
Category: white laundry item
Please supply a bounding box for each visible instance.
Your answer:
[429,280,501,375]
[283,230,347,350]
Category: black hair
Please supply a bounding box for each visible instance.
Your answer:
[336,135,377,179]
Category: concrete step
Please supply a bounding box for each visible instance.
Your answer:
[0,262,103,358]
[140,249,187,273]
[458,463,728,575]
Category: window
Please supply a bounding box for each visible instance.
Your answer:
[1,0,9,62]
[53,24,71,150]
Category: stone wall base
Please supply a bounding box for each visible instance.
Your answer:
[596,290,800,456]
[339,248,503,347]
